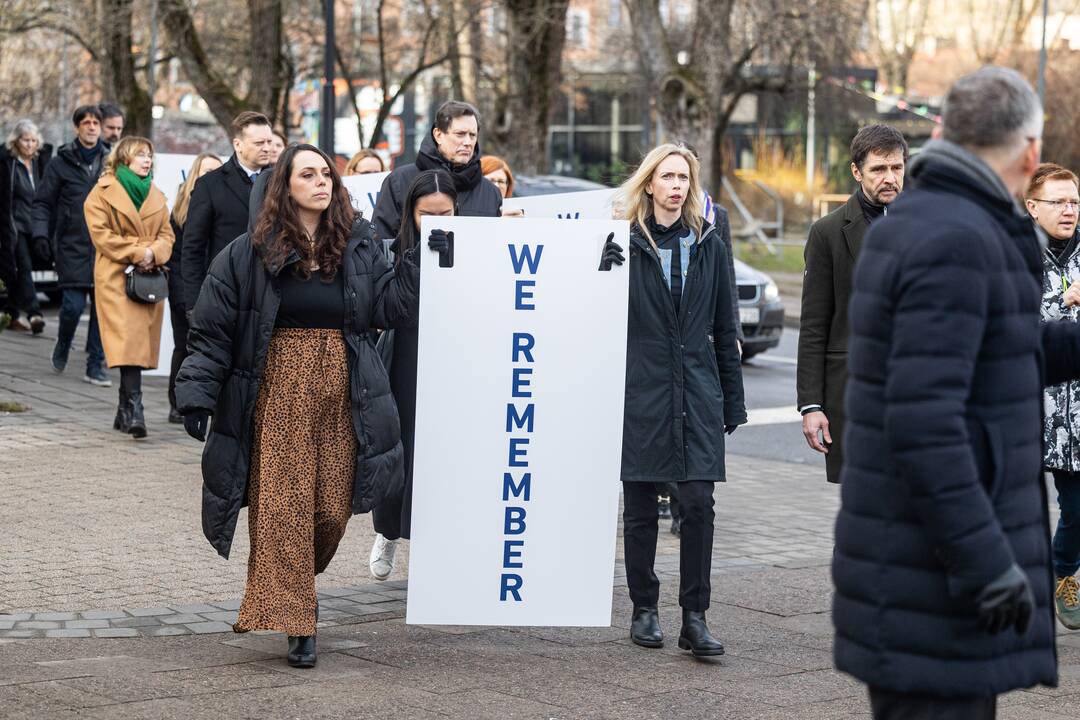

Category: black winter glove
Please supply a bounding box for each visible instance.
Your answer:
[725,425,738,435]
[33,237,52,263]
[598,232,624,271]
[182,409,211,442]
[427,229,453,268]
[974,563,1034,635]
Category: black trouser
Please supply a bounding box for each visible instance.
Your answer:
[623,480,714,612]
[167,297,189,411]
[2,232,40,320]
[868,687,996,720]
[665,481,681,521]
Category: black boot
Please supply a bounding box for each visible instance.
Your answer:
[678,609,725,657]
[168,406,183,424]
[630,606,663,648]
[127,391,147,439]
[287,635,317,668]
[113,387,131,432]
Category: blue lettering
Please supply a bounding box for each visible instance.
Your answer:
[506,403,535,432]
[367,191,379,207]
[515,280,536,310]
[508,438,530,466]
[512,332,535,362]
[508,244,544,274]
[556,211,581,219]
[504,506,527,534]
[512,368,533,398]
[500,573,523,601]
[503,540,525,569]
[502,472,532,501]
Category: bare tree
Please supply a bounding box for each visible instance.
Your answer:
[97,0,152,136]
[624,0,859,192]
[867,0,932,94]
[159,0,288,132]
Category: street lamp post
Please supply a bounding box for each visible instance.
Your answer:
[320,0,336,155]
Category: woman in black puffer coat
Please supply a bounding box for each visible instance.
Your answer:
[175,144,422,669]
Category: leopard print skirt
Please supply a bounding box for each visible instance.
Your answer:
[233,328,358,636]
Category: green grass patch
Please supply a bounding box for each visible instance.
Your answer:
[0,400,29,413]
[734,242,805,274]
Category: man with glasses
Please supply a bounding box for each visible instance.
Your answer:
[1027,162,1080,630]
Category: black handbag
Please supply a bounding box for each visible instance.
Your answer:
[124,264,169,304]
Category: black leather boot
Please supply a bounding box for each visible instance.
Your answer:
[287,635,317,668]
[630,606,663,648]
[678,609,725,657]
[113,387,131,432]
[127,391,147,438]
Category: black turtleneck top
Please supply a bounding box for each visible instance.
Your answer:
[856,188,886,224]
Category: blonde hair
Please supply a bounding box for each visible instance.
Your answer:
[103,136,154,177]
[615,143,704,248]
[172,153,223,226]
[344,149,385,175]
[5,119,43,157]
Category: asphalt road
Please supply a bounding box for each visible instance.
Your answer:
[728,328,828,473]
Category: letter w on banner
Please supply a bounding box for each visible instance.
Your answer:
[407,217,630,626]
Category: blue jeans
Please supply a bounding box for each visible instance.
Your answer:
[57,288,104,372]
[1052,469,1080,578]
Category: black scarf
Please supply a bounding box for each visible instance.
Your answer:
[75,140,103,167]
[415,128,482,193]
[856,187,886,224]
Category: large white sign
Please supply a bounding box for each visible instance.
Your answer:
[406,216,630,626]
[502,189,615,220]
[342,171,391,221]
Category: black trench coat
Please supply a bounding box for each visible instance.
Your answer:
[621,219,746,483]
[175,218,419,558]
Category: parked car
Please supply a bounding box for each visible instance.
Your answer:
[512,175,783,357]
[734,258,783,361]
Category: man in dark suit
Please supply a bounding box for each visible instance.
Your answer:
[181,111,272,310]
[796,124,907,483]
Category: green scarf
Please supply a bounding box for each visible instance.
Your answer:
[115,164,153,210]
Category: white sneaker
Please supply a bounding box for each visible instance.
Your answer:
[369,533,397,581]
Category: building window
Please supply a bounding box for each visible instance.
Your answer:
[567,8,590,49]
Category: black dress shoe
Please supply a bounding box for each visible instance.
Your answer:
[630,606,663,648]
[678,609,725,657]
[287,635,317,668]
[670,517,682,536]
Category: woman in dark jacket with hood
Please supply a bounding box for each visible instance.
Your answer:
[368,170,457,581]
[611,143,746,658]
[371,100,501,239]
[175,144,423,669]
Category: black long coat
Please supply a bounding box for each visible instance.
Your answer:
[181,155,256,309]
[174,218,419,558]
[834,141,1080,696]
[796,192,868,483]
[0,144,52,248]
[30,141,108,288]
[621,219,746,483]
[370,130,502,240]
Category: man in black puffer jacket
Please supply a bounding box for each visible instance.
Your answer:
[835,66,1080,719]
[371,100,502,239]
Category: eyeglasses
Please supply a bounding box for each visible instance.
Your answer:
[1032,198,1080,211]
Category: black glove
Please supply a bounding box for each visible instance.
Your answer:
[427,229,453,268]
[598,232,624,271]
[33,237,51,263]
[182,409,211,442]
[974,563,1034,635]
[725,425,738,435]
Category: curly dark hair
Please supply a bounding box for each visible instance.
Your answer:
[251,143,355,280]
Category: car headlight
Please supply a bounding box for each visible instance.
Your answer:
[763,279,779,302]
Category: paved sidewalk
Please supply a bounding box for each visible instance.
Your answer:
[3,312,1080,718]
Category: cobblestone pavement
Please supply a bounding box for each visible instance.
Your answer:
[3,314,1080,718]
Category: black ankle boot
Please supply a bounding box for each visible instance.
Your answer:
[127,391,147,438]
[287,635,317,668]
[113,387,131,432]
[678,609,724,657]
[630,606,663,648]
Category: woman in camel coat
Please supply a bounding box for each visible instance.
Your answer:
[84,136,174,439]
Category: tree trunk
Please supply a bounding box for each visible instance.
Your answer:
[494,0,570,175]
[97,0,152,137]
[246,0,286,120]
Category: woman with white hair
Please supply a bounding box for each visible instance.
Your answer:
[611,143,746,657]
[0,119,51,333]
